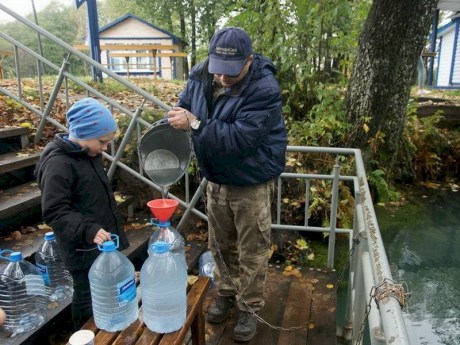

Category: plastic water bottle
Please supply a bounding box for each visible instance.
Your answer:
[141,241,187,333]
[147,220,185,259]
[88,235,138,332]
[199,251,215,285]
[35,232,73,301]
[0,249,48,336]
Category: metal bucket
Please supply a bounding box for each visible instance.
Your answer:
[138,119,192,187]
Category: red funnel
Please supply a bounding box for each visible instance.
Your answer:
[147,199,179,222]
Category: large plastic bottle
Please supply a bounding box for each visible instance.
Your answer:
[35,232,73,301]
[141,241,187,333]
[88,235,138,332]
[0,249,48,336]
[148,220,186,269]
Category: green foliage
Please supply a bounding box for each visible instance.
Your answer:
[367,168,400,203]
[401,100,460,182]
[228,0,370,121]
[286,83,349,147]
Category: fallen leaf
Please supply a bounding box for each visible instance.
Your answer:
[326,283,334,289]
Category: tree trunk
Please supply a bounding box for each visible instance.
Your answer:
[345,0,437,171]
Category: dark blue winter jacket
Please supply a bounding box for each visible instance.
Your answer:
[177,54,287,186]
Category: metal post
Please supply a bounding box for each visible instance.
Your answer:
[107,103,143,180]
[13,46,21,99]
[427,9,439,86]
[34,55,70,144]
[327,158,341,268]
[177,178,208,231]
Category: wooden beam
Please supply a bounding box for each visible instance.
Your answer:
[0,49,14,56]
[73,44,176,51]
[109,52,188,58]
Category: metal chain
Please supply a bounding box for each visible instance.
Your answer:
[355,278,411,343]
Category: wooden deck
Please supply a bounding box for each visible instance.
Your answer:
[202,267,337,345]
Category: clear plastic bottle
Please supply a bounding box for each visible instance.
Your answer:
[0,249,48,336]
[141,241,187,333]
[199,250,215,285]
[88,235,138,332]
[35,232,73,301]
[148,220,185,261]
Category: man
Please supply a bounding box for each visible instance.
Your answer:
[167,27,287,342]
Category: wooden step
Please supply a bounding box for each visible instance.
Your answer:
[0,126,29,149]
[0,182,41,219]
[0,150,42,174]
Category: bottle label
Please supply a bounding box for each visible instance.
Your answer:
[117,277,136,306]
[36,263,50,285]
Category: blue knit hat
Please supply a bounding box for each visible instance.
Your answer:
[67,98,117,140]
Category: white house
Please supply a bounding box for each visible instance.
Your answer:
[436,13,460,88]
[98,14,187,80]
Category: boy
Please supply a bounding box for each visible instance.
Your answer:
[35,97,130,330]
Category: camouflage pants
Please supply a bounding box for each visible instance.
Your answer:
[206,179,274,312]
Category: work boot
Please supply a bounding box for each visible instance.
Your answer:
[207,296,235,323]
[233,311,257,342]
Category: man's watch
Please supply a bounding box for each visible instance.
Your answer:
[191,118,201,130]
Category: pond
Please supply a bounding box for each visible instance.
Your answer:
[376,184,460,345]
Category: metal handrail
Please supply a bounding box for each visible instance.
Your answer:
[0,5,411,344]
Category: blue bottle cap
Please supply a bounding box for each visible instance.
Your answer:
[102,241,116,252]
[9,252,23,262]
[44,232,55,241]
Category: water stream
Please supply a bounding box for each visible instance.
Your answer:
[376,185,460,345]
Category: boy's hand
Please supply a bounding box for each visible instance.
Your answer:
[93,228,111,245]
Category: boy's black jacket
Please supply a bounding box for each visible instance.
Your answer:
[35,133,130,272]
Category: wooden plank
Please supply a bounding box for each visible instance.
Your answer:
[0,182,41,219]
[0,127,29,139]
[277,273,312,345]
[306,269,337,345]
[109,52,188,58]
[203,268,338,345]
[247,268,292,345]
[74,44,176,51]
[0,49,13,56]
[0,150,42,174]
[112,318,144,345]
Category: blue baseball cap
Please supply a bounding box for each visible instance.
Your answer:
[208,27,253,76]
[67,98,117,140]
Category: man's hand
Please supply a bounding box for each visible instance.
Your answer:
[167,107,196,130]
[93,228,111,245]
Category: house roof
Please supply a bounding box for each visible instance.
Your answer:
[437,17,460,36]
[438,0,460,12]
[99,13,186,45]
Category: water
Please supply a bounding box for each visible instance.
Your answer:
[140,242,187,333]
[144,148,185,186]
[0,251,48,335]
[35,232,73,301]
[376,186,460,345]
[145,168,183,186]
[88,240,138,332]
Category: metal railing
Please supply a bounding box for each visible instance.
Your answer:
[0,4,411,344]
